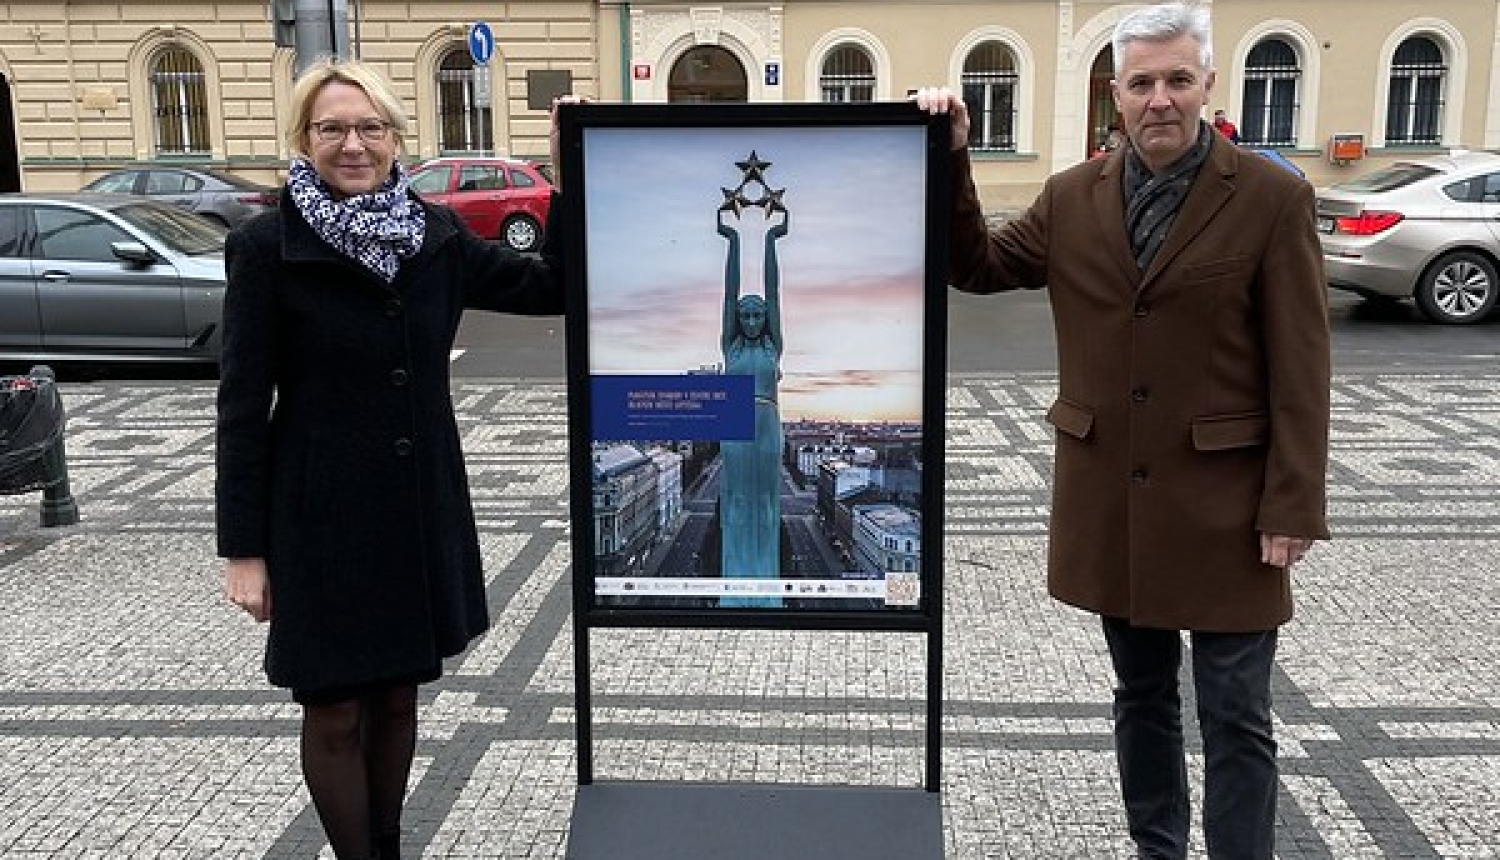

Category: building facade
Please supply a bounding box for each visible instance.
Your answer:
[0,1,1496,208]
[0,0,598,190]
[591,443,658,577]
[850,502,920,574]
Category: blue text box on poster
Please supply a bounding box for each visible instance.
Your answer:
[591,374,755,441]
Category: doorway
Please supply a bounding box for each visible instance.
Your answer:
[1087,48,1118,159]
[669,46,748,103]
[0,74,19,191]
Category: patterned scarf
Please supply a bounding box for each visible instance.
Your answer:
[286,157,426,283]
[1122,122,1213,272]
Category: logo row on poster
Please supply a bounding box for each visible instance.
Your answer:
[597,572,921,607]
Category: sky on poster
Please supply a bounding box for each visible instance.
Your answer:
[583,124,928,424]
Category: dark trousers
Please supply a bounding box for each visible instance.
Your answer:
[1101,616,1279,860]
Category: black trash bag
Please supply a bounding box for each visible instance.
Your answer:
[0,369,66,495]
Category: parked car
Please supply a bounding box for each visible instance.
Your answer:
[0,193,228,365]
[1317,150,1500,324]
[408,156,554,252]
[82,165,278,228]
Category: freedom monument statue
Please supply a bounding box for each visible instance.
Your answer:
[716,151,789,608]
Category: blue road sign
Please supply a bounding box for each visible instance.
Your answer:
[468,21,495,65]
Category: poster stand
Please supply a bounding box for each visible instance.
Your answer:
[558,102,949,859]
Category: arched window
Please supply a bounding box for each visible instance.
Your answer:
[1387,36,1445,145]
[436,49,491,154]
[819,45,874,103]
[150,47,209,155]
[1241,38,1300,146]
[961,42,1018,152]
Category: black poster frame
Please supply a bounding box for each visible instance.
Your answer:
[559,101,949,790]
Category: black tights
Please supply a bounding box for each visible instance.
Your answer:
[300,683,418,860]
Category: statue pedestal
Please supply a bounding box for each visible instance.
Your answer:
[566,781,942,859]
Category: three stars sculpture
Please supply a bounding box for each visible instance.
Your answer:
[719,150,787,218]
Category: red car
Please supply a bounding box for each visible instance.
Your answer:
[407,157,554,252]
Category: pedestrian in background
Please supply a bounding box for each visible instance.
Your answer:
[1093,121,1126,160]
[1213,108,1241,143]
[917,1,1330,856]
[216,59,570,859]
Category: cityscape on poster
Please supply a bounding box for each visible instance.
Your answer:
[582,123,929,611]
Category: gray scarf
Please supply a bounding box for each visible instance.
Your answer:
[1122,122,1213,272]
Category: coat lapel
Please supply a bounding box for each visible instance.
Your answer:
[1138,136,1237,291]
[1092,151,1141,286]
[393,200,457,287]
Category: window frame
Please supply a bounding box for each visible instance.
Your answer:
[960,41,1019,153]
[436,49,493,155]
[148,45,211,156]
[1385,36,1446,147]
[818,44,876,104]
[1240,38,1301,147]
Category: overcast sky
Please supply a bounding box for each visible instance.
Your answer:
[582,123,930,423]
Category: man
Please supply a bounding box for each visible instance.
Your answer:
[917,2,1329,858]
[1213,108,1242,143]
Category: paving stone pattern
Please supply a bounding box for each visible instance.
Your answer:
[1,373,1497,858]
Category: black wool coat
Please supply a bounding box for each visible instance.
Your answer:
[215,192,566,691]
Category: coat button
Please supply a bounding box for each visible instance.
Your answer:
[1133,304,1150,318]
[1131,387,1149,403]
[390,368,410,387]
[393,437,413,457]
[1130,468,1148,485]
[385,298,404,317]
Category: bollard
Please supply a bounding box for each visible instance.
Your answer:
[29,366,78,527]
[39,431,79,527]
[0,365,79,528]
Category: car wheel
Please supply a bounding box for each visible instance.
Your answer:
[501,215,542,253]
[1414,251,1500,324]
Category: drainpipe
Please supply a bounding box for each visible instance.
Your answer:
[63,12,83,165]
[293,0,350,74]
[349,0,361,59]
[619,2,631,103]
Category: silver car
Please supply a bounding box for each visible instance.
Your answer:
[1317,150,1500,324]
[82,165,278,228]
[0,194,227,365]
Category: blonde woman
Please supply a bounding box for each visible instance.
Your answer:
[217,60,570,859]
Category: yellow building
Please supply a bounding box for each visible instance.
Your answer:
[0,1,1495,210]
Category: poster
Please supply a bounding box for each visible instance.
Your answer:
[561,103,947,622]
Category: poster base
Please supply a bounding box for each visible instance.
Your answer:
[565,781,942,860]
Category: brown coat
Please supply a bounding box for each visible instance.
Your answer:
[949,134,1330,631]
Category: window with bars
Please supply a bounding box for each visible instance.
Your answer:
[819,45,875,103]
[437,50,492,154]
[150,47,209,155]
[1386,36,1445,146]
[1241,38,1300,147]
[961,42,1018,152]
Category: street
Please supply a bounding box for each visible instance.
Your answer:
[450,289,1500,379]
[0,288,1497,858]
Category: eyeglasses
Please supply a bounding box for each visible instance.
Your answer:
[309,119,392,144]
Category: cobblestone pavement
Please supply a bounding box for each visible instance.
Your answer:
[1,371,1497,859]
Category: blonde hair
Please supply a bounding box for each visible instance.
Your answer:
[284,59,409,158]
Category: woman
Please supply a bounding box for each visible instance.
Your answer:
[217,60,568,859]
[716,204,789,607]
